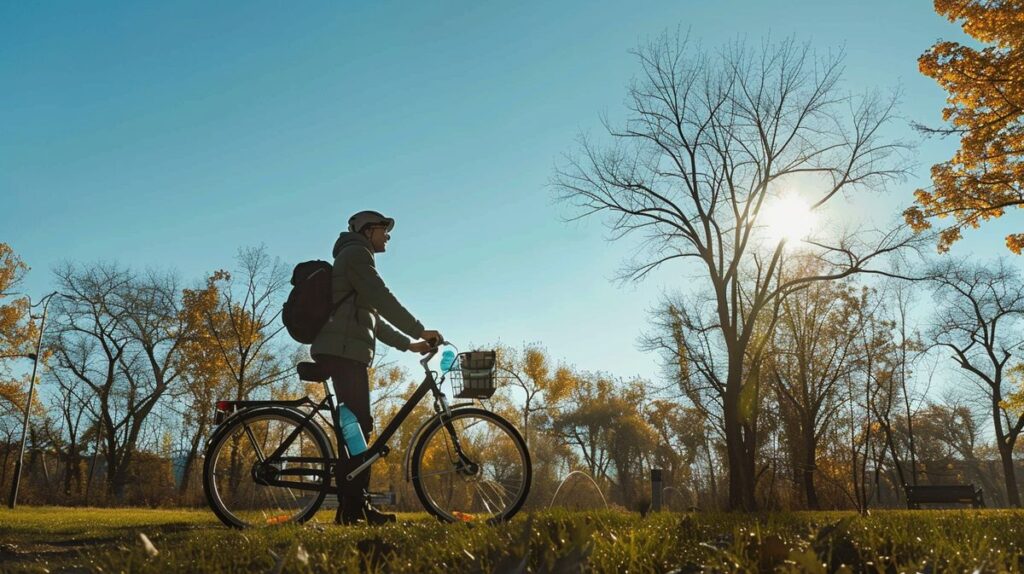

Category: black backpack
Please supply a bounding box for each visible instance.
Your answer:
[282,260,354,344]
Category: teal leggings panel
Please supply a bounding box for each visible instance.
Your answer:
[338,404,367,456]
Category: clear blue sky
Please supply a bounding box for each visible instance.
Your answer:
[2,0,1011,384]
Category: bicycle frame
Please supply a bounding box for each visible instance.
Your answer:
[215,349,472,494]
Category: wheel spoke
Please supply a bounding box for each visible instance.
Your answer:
[241,420,267,463]
[474,482,498,514]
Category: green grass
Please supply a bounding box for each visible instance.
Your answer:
[3,507,1024,572]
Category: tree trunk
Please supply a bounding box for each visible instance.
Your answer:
[61,436,83,499]
[85,428,104,505]
[704,435,718,507]
[725,389,745,510]
[26,449,39,492]
[1,444,10,490]
[105,443,128,501]
[111,447,135,501]
[999,439,1021,507]
[63,451,78,498]
[39,451,51,489]
[802,428,819,510]
[724,371,757,511]
[178,422,206,498]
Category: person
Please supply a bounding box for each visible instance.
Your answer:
[310,210,442,526]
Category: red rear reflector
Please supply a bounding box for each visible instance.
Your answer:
[216,401,231,411]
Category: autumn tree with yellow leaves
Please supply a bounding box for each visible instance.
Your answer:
[0,244,43,497]
[173,273,235,498]
[905,0,1024,252]
[170,249,293,501]
[200,247,293,404]
[495,343,576,448]
[0,244,39,408]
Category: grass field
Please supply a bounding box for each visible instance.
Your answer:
[3,506,1024,572]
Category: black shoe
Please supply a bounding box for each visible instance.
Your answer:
[338,494,396,526]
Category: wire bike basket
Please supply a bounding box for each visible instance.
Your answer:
[447,350,500,399]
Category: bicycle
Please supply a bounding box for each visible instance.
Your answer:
[202,343,532,528]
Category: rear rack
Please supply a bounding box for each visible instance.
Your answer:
[213,397,329,424]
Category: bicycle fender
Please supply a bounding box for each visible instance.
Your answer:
[402,404,475,482]
[204,405,334,458]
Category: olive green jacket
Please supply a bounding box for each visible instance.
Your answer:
[310,232,424,365]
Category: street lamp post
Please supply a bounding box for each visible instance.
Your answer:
[7,291,57,509]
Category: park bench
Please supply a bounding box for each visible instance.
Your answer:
[904,484,984,509]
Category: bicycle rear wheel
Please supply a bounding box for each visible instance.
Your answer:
[203,407,332,528]
[411,408,531,523]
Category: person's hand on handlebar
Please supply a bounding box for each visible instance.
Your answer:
[409,330,444,354]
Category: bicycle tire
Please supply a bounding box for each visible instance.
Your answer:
[410,407,531,523]
[203,406,333,529]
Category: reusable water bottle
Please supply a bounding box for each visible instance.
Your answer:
[440,349,456,372]
[337,404,367,456]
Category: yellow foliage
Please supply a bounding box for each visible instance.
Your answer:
[905,1,1024,252]
[0,244,44,416]
[0,379,45,416]
[0,243,36,360]
[176,272,235,406]
[1003,364,1024,415]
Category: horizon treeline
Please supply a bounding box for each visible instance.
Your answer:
[4,243,1024,511]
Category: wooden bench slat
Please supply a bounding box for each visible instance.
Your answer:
[904,484,984,509]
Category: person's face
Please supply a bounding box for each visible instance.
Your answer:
[365,225,390,253]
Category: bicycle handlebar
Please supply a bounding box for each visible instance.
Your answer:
[418,339,447,370]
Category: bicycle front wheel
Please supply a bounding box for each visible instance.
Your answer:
[203,407,332,528]
[411,408,531,523]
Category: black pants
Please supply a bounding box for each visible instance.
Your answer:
[314,354,373,499]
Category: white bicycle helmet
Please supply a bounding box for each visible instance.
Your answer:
[348,210,395,233]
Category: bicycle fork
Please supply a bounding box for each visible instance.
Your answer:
[434,396,480,477]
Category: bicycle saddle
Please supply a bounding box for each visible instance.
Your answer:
[297,361,329,382]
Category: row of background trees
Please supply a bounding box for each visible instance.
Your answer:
[4,240,1024,512]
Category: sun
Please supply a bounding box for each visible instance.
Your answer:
[761,195,816,244]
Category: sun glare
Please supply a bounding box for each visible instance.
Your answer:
[762,195,816,244]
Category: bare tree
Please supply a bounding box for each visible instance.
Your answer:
[929,258,1024,506]
[892,281,922,486]
[844,317,889,513]
[50,262,133,500]
[46,368,92,499]
[49,263,186,500]
[642,296,726,434]
[556,31,914,509]
[768,263,866,509]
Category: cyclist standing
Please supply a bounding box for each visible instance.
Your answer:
[311,210,442,525]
